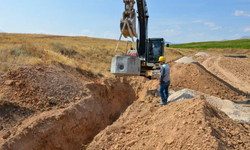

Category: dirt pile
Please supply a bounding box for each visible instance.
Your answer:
[169,62,247,101]
[87,96,250,150]
[195,52,210,57]
[0,63,98,111]
[219,57,250,81]
[199,56,250,93]
[175,56,197,64]
[219,57,250,92]
[168,88,250,123]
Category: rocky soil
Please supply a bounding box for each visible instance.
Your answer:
[0,53,250,150]
[87,95,250,150]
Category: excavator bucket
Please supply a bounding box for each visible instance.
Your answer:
[120,0,137,38]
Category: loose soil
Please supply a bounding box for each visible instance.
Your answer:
[0,63,98,111]
[87,96,250,150]
[0,54,250,149]
[200,56,250,93]
[169,62,248,101]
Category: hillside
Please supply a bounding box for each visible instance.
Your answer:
[0,33,128,76]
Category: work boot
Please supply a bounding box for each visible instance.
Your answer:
[158,102,165,106]
[158,101,167,106]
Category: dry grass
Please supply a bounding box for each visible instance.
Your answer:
[2,33,244,76]
[0,33,128,76]
[164,47,198,62]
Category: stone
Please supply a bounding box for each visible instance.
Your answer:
[37,101,43,106]
[165,137,174,144]
[2,131,11,139]
[4,80,15,86]
[125,130,132,134]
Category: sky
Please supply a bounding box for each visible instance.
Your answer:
[0,0,250,43]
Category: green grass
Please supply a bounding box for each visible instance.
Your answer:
[170,39,250,49]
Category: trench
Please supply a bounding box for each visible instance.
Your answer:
[3,56,249,150]
[0,77,144,150]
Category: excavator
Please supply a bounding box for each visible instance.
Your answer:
[112,0,165,79]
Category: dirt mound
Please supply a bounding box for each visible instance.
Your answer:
[0,63,98,111]
[200,56,250,93]
[175,56,197,64]
[168,89,250,123]
[219,57,250,92]
[0,101,34,140]
[195,52,210,56]
[87,96,250,150]
[169,62,247,101]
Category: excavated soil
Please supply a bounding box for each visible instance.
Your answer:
[0,55,250,149]
[0,64,139,149]
[87,96,250,150]
[169,62,248,101]
[198,56,250,93]
[0,63,98,111]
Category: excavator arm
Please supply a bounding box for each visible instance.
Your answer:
[120,0,149,57]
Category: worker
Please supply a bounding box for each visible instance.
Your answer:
[158,56,170,106]
[153,42,161,56]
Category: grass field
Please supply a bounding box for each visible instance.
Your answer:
[171,39,250,50]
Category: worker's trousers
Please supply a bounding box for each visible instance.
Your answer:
[159,81,170,103]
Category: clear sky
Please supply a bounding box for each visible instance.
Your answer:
[0,0,250,43]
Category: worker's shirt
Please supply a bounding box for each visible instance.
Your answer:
[160,63,170,83]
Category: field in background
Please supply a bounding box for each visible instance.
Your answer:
[0,33,130,75]
[171,39,250,50]
[1,33,249,76]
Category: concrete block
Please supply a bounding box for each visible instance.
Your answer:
[111,55,141,76]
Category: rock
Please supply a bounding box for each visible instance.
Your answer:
[74,97,80,100]
[114,145,120,149]
[37,101,43,106]
[182,121,187,125]
[230,131,239,136]
[3,131,11,139]
[196,120,202,124]
[4,80,15,86]
[45,103,50,108]
[165,137,174,144]
[125,130,132,134]
[126,140,137,146]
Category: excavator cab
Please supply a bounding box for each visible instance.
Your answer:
[137,38,165,78]
[147,38,165,64]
